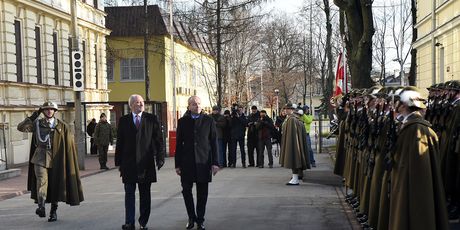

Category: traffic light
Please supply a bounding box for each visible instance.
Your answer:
[72,51,84,91]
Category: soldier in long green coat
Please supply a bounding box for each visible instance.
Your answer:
[389,86,448,230]
[17,101,84,222]
[279,103,310,185]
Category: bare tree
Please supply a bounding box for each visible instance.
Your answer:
[391,0,412,86]
[260,15,303,105]
[334,0,375,88]
[372,2,391,85]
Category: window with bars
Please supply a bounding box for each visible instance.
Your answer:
[35,27,42,84]
[68,37,73,86]
[120,58,144,80]
[14,20,23,83]
[53,32,59,85]
[94,44,98,89]
[107,56,114,81]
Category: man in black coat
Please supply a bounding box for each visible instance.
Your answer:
[115,94,165,230]
[229,105,248,168]
[247,105,260,167]
[175,96,220,230]
[87,118,97,155]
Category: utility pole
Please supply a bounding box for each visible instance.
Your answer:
[309,0,313,111]
[144,0,150,101]
[170,0,177,129]
[70,0,84,169]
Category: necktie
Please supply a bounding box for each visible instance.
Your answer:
[135,115,140,129]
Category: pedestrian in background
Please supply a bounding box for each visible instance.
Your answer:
[274,109,287,146]
[247,105,260,167]
[211,106,226,168]
[87,118,97,155]
[17,101,83,222]
[279,103,310,185]
[222,110,232,167]
[229,104,248,168]
[115,94,165,230]
[299,106,316,167]
[94,113,113,170]
[175,96,220,230]
[256,110,275,168]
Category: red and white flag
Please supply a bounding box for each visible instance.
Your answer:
[334,52,345,96]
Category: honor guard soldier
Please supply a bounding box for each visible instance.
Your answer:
[17,101,84,222]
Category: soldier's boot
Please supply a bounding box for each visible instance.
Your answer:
[48,203,58,222]
[35,199,46,218]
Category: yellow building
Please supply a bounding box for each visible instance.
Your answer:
[414,0,460,88]
[105,5,216,132]
[0,0,110,169]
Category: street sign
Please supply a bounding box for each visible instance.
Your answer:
[72,51,84,91]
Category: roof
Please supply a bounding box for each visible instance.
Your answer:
[105,5,167,37]
[105,5,213,56]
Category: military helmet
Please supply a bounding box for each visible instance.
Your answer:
[41,101,58,111]
[398,86,427,109]
[446,80,460,91]
[437,82,446,90]
[427,83,438,91]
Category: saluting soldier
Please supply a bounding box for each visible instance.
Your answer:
[388,86,448,230]
[17,101,84,222]
[442,80,460,219]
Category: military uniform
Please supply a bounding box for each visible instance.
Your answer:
[17,102,83,222]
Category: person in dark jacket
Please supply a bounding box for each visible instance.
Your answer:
[211,106,227,167]
[274,109,287,145]
[94,113,113,170]
[175,96,220,230]
[247,105,260,167]
[87,118,97,155]
[228,105,248,168]
[256,110,275,168]
[222,110,232,167]
[115,94,165,230]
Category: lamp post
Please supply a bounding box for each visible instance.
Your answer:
[274,89,279,118]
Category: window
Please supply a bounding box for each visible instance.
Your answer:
[120,58,144,80]
[94,44,98,88]
[191,65,196,87]
[53,32,59,85]
[35,27,42,84]
[93,0,98,9]
[107,56,114,81]
[68,37,73,86]
[14,20,23,82]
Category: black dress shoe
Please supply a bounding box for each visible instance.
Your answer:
[197,223,205,230]
[36,207,46,218]
[139,226,148,230]
[248,164,255,167]
[186,219,195,229]
[122,224,135,230]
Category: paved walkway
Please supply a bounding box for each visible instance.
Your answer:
[0,151,359,230]
[0,153,115,201]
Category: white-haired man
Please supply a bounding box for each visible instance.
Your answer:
[115,94,165,230]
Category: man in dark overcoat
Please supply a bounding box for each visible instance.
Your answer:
[175,96,220,230]
[17,101,83,222]
[115,94,165,230]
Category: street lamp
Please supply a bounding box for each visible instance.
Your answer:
[274,89,279,118]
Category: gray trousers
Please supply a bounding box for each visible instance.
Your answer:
[34,165,48,204]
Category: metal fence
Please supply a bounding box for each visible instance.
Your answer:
[311,120,336,153]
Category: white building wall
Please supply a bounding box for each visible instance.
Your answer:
[0,0,110,168]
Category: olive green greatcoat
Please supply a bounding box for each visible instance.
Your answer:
[367,115,390,228]
[333,121,347,176]
[279,114,310,170]
[389,112,448,230]
[20,117,84,205]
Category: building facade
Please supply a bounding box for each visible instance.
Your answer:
[0,0,110,169]
[413,0,460,88]
[106,5,216,132]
